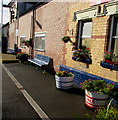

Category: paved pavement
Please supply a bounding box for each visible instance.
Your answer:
[1,53,19,63]
[2,66,41,119]
[2,62,95,119]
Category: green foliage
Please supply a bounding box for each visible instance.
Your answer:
[104,51,118,64]
[73,45,91,59]
[85,99,118,120]
[80,79,115,95]
[56,71,74,77]
[16,52,29,62]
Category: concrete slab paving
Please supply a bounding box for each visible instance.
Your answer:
[4,63,96,119]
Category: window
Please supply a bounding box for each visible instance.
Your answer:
[34,32,46,51]
[108,16,118,55]
[78,20,92,48]
[20,36,26,47]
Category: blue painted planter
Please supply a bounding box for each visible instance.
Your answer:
[60,64,118,88]
[100,61,118,71]
[72,56,92,64]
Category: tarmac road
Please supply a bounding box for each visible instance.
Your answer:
[2,67,41,119]
[2,63,95,119]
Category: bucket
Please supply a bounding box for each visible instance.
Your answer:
[85,90,110,108]
[55,75,74,89]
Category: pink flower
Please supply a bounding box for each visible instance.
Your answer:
[112,83,115,85]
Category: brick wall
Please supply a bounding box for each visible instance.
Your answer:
[9,21,16,49]
[18,11,33,53]
[34,2,69,71]
[66,2,118,82]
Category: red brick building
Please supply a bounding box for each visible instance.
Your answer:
[8,0,118,83]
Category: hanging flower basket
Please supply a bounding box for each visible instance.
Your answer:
[62,36,71,43]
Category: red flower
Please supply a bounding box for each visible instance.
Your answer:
[108,52,111,54]
[112,83,115,85]
[86,48,90,50]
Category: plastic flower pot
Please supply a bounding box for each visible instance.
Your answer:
[85,90,110,108]
[55,75,74,89]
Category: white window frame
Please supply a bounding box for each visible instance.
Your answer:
[20,36,26,48]
[78,20,92,48]
[34,32,46,51]
[108,15,118,54]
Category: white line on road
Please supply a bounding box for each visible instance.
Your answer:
[2,64,50,120]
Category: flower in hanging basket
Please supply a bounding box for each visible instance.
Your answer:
[80,79,115,95]
[56,71,74,77]
[62,36,71,43]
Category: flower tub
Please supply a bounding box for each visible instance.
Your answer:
[16,52,29,63]
[55,71,74,89]
[55,75,74,89]
[80,79,115,108]
[85,90,109,108]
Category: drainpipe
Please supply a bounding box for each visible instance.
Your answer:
[30,8,35,59]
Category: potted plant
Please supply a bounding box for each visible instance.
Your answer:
[55,71,74,89]
[72,45,92,64]
[100,51,118,71]
[16,52,29,63]
[21,39,32,47]
[80,79,115,108]
[62,36,71,43]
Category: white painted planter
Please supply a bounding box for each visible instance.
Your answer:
[55,75,74,89]
[85,89,110,108]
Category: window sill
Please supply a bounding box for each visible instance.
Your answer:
[100,61,118,71]
[35,49,45,52]
[20,46,26,48]
[72,56,92,64]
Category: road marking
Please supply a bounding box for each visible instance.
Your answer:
[2,64,50,120]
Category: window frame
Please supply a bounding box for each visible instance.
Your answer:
[20,36,26,48]
[108,15,118,55]
[34,32,46,52]
[78,20,92,48]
